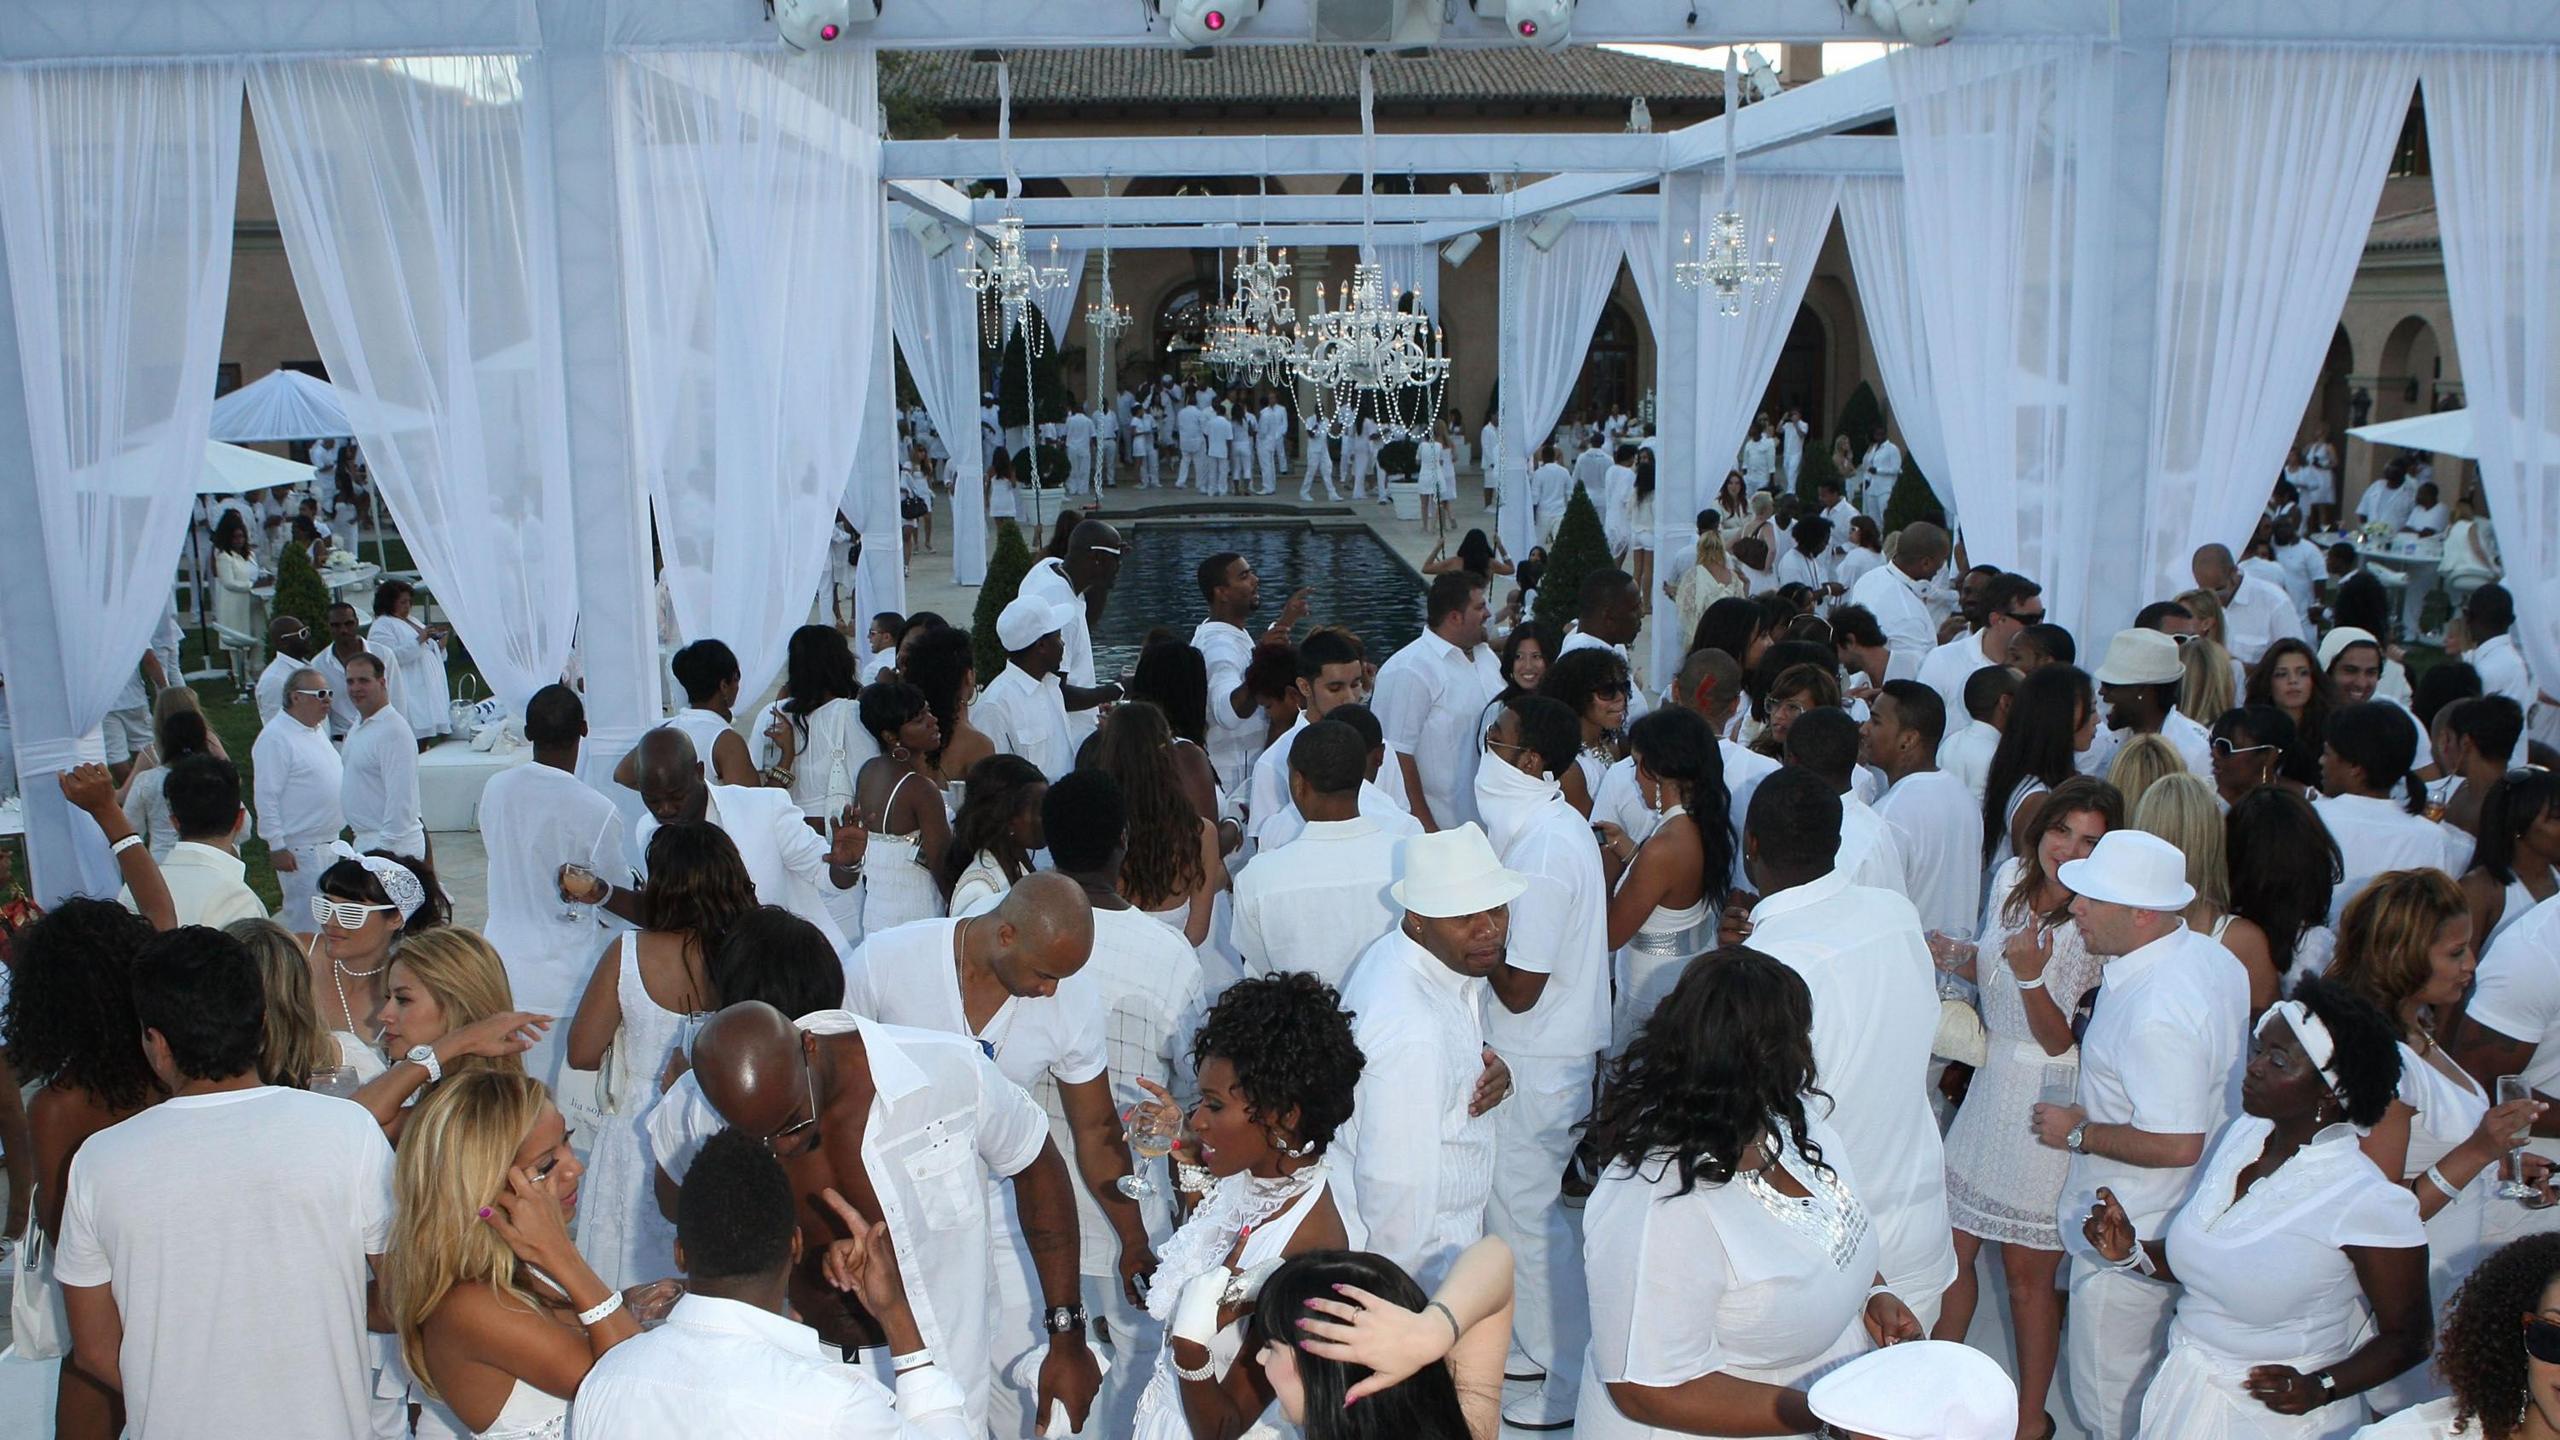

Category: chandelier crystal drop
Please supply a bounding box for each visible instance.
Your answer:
[1209,232,1298,384]
[960,215,1070,353]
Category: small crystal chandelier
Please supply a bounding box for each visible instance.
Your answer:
[961,215,1070,353]
[1211,231,1297,385]
[1086,180,1131,345]
[1673,50,1784,318]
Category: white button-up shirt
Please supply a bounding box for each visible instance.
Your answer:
[311,640,393,737]
[973,663,1076,781]
[570,1292,972,1440]
[251,709,345,852]
[1252,780,1421,854]
[2312,792,2472,927]
[340,704,425,857]
[647,1011,1051,1430]
[1373,627,1503,830]
[1246,714,1409,846]
[1836,794,1909,897]
[1329,928,1496,1291]
[126,841,266,929]
[253,653,301,727]
[1017,558,1099,748]
[1938,719,2003,809]
[1915,629,2004,728]
[2471,633,2536,720]
[1532,462,1574,534]
[638,785,850,954]
[1477,774,1609,1061]
[1847,562,1939,683]
[478,761,624,1015]
[2217,574,2309,666]
[1191,618,1263,800]
[2358,479,2419,531]
[1873,770,1986,937]
[1746,867,1958,1307]
[2060,923,2251,1251]
[1231,815,1405,988]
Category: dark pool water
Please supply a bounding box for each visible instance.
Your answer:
[1089,521,1425,678]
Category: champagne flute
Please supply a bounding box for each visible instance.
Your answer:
[1120,1102,1180,1200]
[2500,1076,2538,1200]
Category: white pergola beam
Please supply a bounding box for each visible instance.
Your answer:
[1025,223,1448,249]
[882,132,1667,181]
[970,192,1666,229]
[887,178,990,233]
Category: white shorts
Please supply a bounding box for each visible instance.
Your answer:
[103,705,152,765]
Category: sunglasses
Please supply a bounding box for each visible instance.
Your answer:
[310,895,397,929]
[764,1045,822,1153]
[2526,1315,2560,1365]
[2002,610,2047,625]
[1592,683,1630,700]
[291,686,334,702]
[2211,738,2276,760]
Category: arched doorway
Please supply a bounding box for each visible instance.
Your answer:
[1152,280,1210,379]
[2376,315,2441,422]
[1569,299,1637,421]
[1765,305,1829,438]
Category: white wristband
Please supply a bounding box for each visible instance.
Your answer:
[891,1347,934,1373]
[577,1291,625,1327]
[2015,973,2047,991]
[2423,1164,2458,1200]
[110,834,144,857]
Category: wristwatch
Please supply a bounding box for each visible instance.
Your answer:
[2065,1120,2090,1154]
[406,1043,443,1084]
[1043,1304,1088,1336]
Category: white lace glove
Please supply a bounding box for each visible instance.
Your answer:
[1172,1266,1232,1349]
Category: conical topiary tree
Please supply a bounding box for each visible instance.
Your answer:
[1884,464,1947,535]
[1802,381,1885,508]
[271,543,332,650]
[1534,481,1613,625]
[990,311,1069,433]
[972,519,1035,682]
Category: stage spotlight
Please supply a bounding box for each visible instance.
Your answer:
[904,209,957,259]
[1442,232,1483,269]
[1524,208,1576,253]
[1847,0,1972,45]
[1163,0,1264,48]
[1470,0,1575,49]
[769,0,878,53]
[1741,47,1782,102]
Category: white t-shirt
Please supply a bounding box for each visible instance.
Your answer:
[55,1087,395,1439]
[2456,895,2560,1153]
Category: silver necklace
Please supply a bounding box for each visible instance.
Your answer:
[1741,1135,1870,1269]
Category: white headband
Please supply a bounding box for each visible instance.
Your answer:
[2258,999,2341,1094]
[328,841,426,922]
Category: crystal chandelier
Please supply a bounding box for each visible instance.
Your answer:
[1210,231,1297,385]
[960,215,1070,354]
[1286,57,1449,439]
[1673,49,1784,318]
[1086,180,1131,344]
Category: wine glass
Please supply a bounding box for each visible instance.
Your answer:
[559,863,596,924]
[2500,1076,2538,1200]
[1119,1102,1180,1200]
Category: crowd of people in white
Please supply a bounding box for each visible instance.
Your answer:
[6,416,2560,1440]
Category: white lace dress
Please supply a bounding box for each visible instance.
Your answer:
[472,1380,567,1440]
[861,771,947,935]
[577,944,701,1291]
[1942,862,2101,1249]
[1132,1166,1357,1440]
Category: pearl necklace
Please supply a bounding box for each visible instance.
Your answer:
[333,951,390,1041]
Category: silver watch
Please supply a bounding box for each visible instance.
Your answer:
[2065,1120,2090,1153]
[406,1043,443,1084]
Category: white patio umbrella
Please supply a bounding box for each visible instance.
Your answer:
[2348,408,2477,459]
[207,367,353,443]
[199,440,318,495]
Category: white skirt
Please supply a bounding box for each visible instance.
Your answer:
[2138,1332,2369,1440]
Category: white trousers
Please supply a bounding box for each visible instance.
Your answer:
[1067,446,1093,495]
[1137,449,1158,487]
[1176,447,1201,488]
[1083,1271,1156,1440]
[2066,1257,2178,1440]
[1345,446,1372,497]
[1487,1050,1596,1415]
[1095,445,1118,488]
[1302,441,1337,499]
[1204,453,1228,496]
[1257,440,1285,491]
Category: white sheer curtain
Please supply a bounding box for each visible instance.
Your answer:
[1891,42,2098,624]
[890,222,989,585]
[612,47,883,703]
[2428,49,2560,719]
[1496,222,1625,553]
[1619,220,1665,387]
[1838,176,1956,519]
[1032,239,1088,352]
[0,62,240,780]
[1380,242,1437,321]
[2142,45,2418,599]
[250,55,580,714]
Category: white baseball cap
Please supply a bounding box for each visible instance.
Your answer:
[995,594,1079,652]
[1808,1341,2018,1440]
[2057,830,2196,912]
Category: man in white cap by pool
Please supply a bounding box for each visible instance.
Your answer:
[2077,628,2212,779]
[1807,1340,2018,1440]
[2029,829,2249,1439]
[974,592,1119,780]
[1329,823,1523,1292]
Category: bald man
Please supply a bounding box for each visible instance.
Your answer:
[844,874,1148,1440]
[1847,520,1951,682]
[1017,518,1127,748]
[2190,541,2306,666]
[253,612,319,725]
[646,1001,1100,1434]
[565,730,864,951]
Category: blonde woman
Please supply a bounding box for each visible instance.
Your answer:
[352,927,550,1142]
[1667,526,1749,659]
[2178,587,2247,702]
[2179,633,2237,731]
[229,917,336,1090]
[2103,732,2185,819]
[386,1072,643,1438]
[2135,773,2278,1012]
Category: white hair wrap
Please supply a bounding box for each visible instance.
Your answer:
[328,841,426,922]
[2257,999,2341,1094]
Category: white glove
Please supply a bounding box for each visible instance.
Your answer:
[1172,1266,1232,1349]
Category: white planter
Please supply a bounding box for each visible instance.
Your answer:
[1385,478,1423,521]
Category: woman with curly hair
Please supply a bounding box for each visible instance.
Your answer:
[1091,700,1224,947]
[567,820,759,1288]
[1124,971,1365,1440]
[3,899,162,1439]
[1534,645,1631,817]
[2083,973,2429,1436]
[941,754,1050,917]
[2249,638,2336,757]
[2362,1233,2560,1437]
[2331,869,2535,1414]
[853,678,951,934]
[1578,946,1921,1438]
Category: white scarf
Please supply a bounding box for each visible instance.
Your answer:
[1474,752,1563,855]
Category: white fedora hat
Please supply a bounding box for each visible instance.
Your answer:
[2057,830,2196,912]
[995,594,1079,653]
[1808,1340,2018,1440]
[2093,628,2185,686]
[1390,823,1529,919]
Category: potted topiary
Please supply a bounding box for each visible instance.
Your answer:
[1376,437,1423,520]
[271,543,332,650]
[972,519,1035,682]
[1534,480,1613,626]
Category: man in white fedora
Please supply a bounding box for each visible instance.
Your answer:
[1808,1340,2018,1440]
[1329,822,1524,1292]
[2077,628,2213,781]
[2030,830,2249,1440]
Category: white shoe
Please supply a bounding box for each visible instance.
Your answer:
[1500,1378,1574,1431]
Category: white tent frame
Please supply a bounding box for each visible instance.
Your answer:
[1,0,2554,900]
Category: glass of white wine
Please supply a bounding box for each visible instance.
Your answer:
[2500,1076,2538,1200]
[1120,1102,1181,1200]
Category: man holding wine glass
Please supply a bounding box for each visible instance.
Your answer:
[2452,891,2560,1248]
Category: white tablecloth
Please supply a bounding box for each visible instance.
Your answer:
[418,740,531,833]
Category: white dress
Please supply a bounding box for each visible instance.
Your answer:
[1942,865,2101,1249]
[472,1379,568,1440]
[1609,805,1716,1050]
[861,770,947,935]
[369,612,452,740]
[2366,1042,2490,1414]
[578,942,700,1292]
[1578,1117,1878,1440]
[1132,1166,1355,1440]
[2137,1116,2427,1440]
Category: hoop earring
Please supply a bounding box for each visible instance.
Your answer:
[890,743,911,763]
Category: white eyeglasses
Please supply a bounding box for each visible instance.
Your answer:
[310,895,397,930]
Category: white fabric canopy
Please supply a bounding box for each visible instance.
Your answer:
[1496,221,1626,554]
[250,55,580,714]
[613,47,884,704]
[1891,41,2103,634]
[1838,175,1956,520]
[2141,44,2418,599]
[0,62,240,841]
[2427,49,2560,722]
[2348,408,2486,458]
[201,441,317,496]
[207,365,354,442]
[890,222,989,585]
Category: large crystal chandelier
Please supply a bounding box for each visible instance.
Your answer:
[1287,57,1449,439]
[1211,230,1297,385]
[1673,50,1784,318]
[960,215,1070,354]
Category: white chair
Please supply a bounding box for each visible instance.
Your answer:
[209,621,260,701]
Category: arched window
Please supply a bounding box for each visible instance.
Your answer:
[1153,281,1209,376]
[1570,300,1637,419]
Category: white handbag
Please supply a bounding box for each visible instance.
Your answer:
[10,1190,71,1360]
